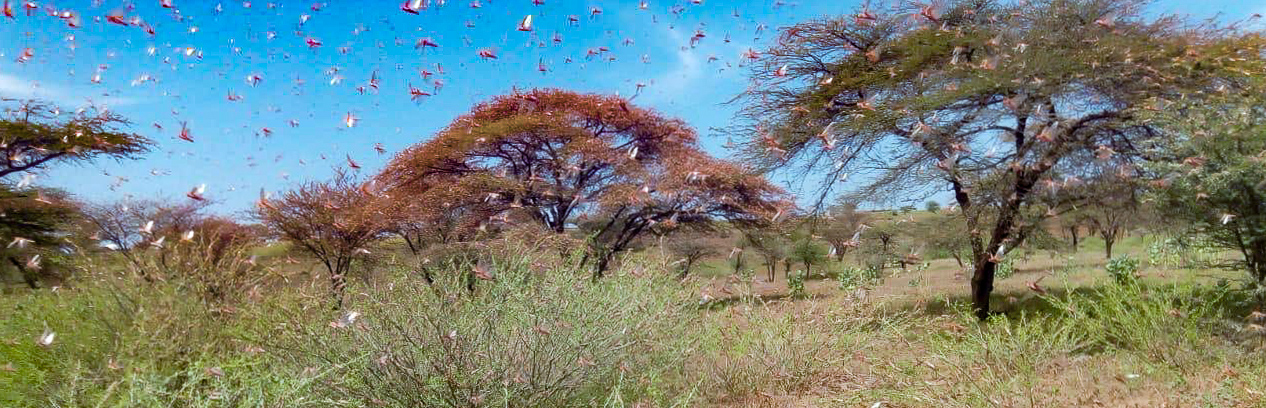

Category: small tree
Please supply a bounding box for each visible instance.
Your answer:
[915,213,973,267]
[924,200,942,213]
[789,231,828,277]
[743,226,789,282]
[857,221,903,273]
[256,170,390,308]
[663,228,721,278]
[730,0,1263,318]
[1084,176,1140,259]
[0,99,151,288]
[729,236,747,275]
[1056,210,1086,252]
[820,201,869,261]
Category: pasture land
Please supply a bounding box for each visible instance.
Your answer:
[2,235,1264,407]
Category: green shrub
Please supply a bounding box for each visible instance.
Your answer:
[1106,255,1140,285]
[919,280,1244,405]
[862,266,883,284]
[1146,237,1220,269]
[693,303,891,398]
[995,258,1016,281]
[837,267,863,291]
[279,253,704,407]
[788,269,806,298]
[1042,281,1228,365]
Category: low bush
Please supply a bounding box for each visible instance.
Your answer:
[787,269,806,298]
[837,266,864,291]
[273,251,705,407]
[1105,255,1141,285]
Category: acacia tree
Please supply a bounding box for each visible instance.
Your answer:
[819,202,869,261]
[914,212,973,267]
[731,0,1264,319]
[1056,210,1087,252]
[378,89,785,276]
[256,170,391,308]
[729,235,748,275]
[662,228,722,278]
[789,230,828,276]
[383,180,492,257]
[858,220,904,273]
[581,150,785,276]
[0,99,150,288]
[0,99,150,179]
[742,225,789,282]
[1152,87,1266,294]
[1083,175,1140,259]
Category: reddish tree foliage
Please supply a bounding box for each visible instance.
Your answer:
[155,215,266,304]
[185,216,262,266]
[380,174,499,257]
[378,89,787,276]
[255,170,391,308]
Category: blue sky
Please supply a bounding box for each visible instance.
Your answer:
[1,0,1262,215]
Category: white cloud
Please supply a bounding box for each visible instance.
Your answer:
[653,37,703,93]
[636,26,748,107]
[0,73,140,108]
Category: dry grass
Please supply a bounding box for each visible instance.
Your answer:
[3,235,1265,407]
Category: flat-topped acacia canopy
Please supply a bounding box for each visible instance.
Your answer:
[377,89,788,275]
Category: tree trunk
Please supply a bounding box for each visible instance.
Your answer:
[594,253,613,280]
[1247,243,1266,307]
[1069,226,1079,252]
[9,256,37,289]
[1253,244,1266,284]
[953,253,964,268]
[679,258,696,279]
[331,274,347,310]
[1104,238,1115,260]
[401,232,419,256]
[971,258,997,321]
[803,260,811,277]
[420,266,434,286]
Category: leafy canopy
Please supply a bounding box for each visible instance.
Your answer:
[731,0,1265,318]
[378,89,787,274]
[0,99,151,180]
[1151,84,1266,285]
